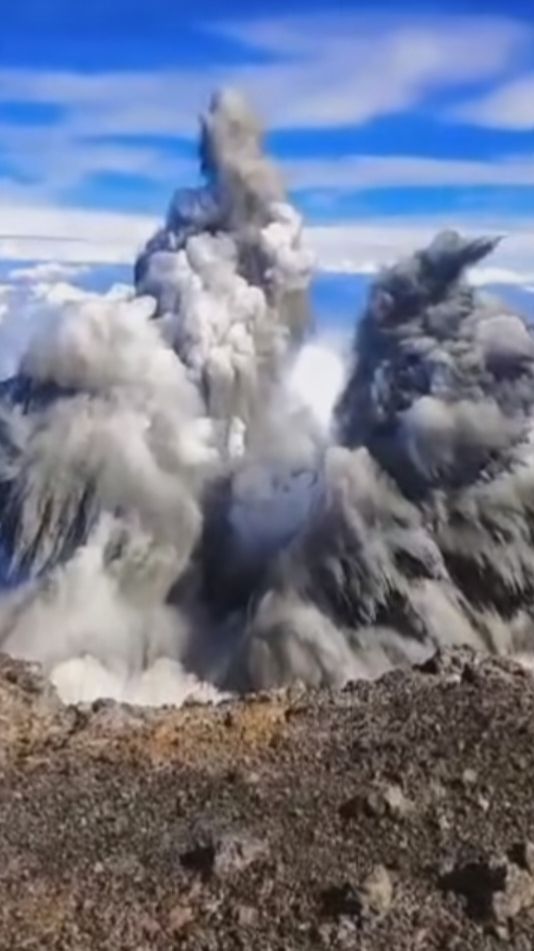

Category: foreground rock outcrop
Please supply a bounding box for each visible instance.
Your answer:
[2,649,534,949]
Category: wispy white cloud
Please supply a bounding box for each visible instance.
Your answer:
[450,73,534,130]
[8,261,91,283]
[0,13,529,205]
[0,121,197,199]
[469,267,534,287]
[0,14,528,140]
[218,14,529,129]
[0,70,211,139]
[285,154,534,191]
[3,140,534,214]
[0,203,156,264]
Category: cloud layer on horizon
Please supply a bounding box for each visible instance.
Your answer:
[1,202,533,291]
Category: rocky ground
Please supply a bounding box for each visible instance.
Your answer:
[2,649,534,949]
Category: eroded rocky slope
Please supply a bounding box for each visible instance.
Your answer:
[2,650,534,949]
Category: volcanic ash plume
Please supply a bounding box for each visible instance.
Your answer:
[0,90,322,704]
[135,88,314,456]
[0,91,533,706]
[0,288,221,705]
[235,231,534,689]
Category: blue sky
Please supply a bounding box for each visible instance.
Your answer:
[0,0,533,285]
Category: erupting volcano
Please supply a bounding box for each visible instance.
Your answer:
[0,90,533,706]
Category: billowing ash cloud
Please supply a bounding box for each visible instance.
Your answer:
[0,92,533,706]
[235,231,534,688]
[135,88,314,456]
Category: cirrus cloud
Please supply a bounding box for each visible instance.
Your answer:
[450,72,534,130]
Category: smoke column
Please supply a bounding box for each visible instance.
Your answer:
[0,90,323,704]
[235,232,534,688]
[135,88,314,457]
[0,92,533,705]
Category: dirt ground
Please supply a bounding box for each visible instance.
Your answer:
[2,648,534,949]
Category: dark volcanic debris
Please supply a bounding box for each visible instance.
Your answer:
[1,648,534,949]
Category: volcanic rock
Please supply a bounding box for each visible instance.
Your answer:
[2,648,534,949]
